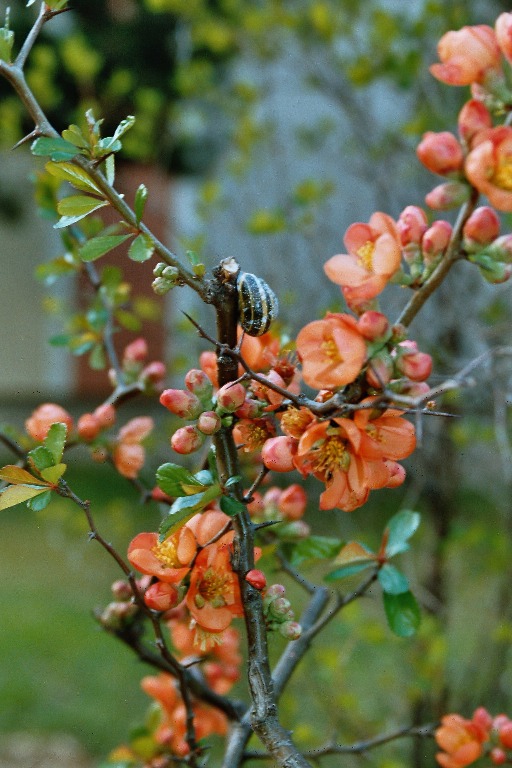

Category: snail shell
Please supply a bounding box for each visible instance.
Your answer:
[236,271,279,336]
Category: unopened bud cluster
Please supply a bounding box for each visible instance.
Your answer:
[263,584,302,640]
[152,262,180,295]
[247,484,310,541]
[97,578,139,631]
[161,369,266,455]
[109,337,166,393]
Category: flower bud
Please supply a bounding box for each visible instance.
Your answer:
[357,311,389,341]
[160,388,203,419]
[151,486,173,503]
[397,205,428,246]
[421,220,453,263]
[199,351,218,387]
[152,276,174,295]
[123,338,148,363]
[269,597,292,618]
[366,350,394,389]
[77,413,100,442]
[490,748,507,765]
[216,382,247,413]
[499,722,512,749]
[111,580,133,601]
[385,461,406,488]
[235,398,265,419]
[396,348,433,382]
[261,436,297,472]
[197,410,222,435]
[417,131,464,175]
[142,361,166,385]
[278,484,307,520]
[487,234,512,261]
[94,403,116,429]
[264,584,286,604]
[425,181,469,210]
[458,99,493,144]
[99,601,138,631]
[278,520,311,540]
[463,206,501,249]
[245,569,267,591]
[262,486,282,510]
[171,425,205,454]
[279,621,302,640]
[25,403,74,442]
[184,368,214,400]
[144,582,179,612]
[246,491,264,516]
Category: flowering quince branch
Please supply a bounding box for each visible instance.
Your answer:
[3,7,512,768]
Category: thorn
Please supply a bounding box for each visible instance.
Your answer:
[11,128,42,150]
[88,531,97,541]
[252,520,280,531]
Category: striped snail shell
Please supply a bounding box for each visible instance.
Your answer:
[236,270,279,336]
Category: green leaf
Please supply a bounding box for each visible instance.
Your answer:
[0,466,45,485]
[43,422,67,464]
[224,475,242,489]
[79,234,132,262]
[55,196,108,228]
[156,462,210,498]
[383,590,421,637]
[287,535,343,567]
[28,446,55,472]
[100,115,136,152]
[46,161,101,193]
[31,137,78,161]
[128,233,154,262]
[61,125,89,149]
[385,510,421,558]
[115,309,142,332]
[89,344,106,370]
[325,560,375,582]
[134,184,148,225]
[105,154,115,186]
[194,470,214,486]
[39,463,67,484]
[27,489,53,511]
[0,24,14,63]
[378,563,409,595]
[159,485,222,539]
[0,485,48,511]
[219,496,246,517]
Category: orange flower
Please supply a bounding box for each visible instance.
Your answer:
[186,533,243,634]
[465,126,512,211]
[353,399,416,462]
[430,25,501,86]
[324,213,401,306]
[435,713,488,768]
[296,313,367,390]
[127,528,196,584]
[113,416,153,478]
[25,403,74,442]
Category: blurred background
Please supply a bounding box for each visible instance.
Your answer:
[1,0,512,765]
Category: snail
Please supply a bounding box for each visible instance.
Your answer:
[236,270,279,336]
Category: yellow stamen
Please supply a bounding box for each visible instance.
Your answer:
[199,568,230,603]
[493,154,512,190]
[311,434,350,479]
[356,240,375,271]
[280,408,314,438]
[152,537,180,568]
[321,338,342,363]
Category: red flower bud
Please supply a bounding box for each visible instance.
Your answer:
[422,220,453,262]
[357,311,389,341]
[144,581,179,612]
[77,413,100,442]
[160,388,203,419]
[93,403,116,429]
[463,206,501,248]
[491,748,507,765]
[261,436,297,472]
[396,350,433,382]
[245,569,267,590]
[185,368,214,400]
[397,205,428,246]
[425,181,469,210]
[171,425,205,454]
[499,722,512,749]
[417,131,464,175]
[216,382,247,412]
[197,410,222,435]
[123,338,148,363]
[278,484,307,520]
[458,99,492,144]
[142,361,166,384]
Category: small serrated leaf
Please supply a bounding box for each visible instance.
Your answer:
[219,496,246,517]
[55,196,109,228]
[0,466,45,485]
[79,234,132,262]
[156,462,208,498]
[43,422,67,464]
[134,184,148,225]
[31,138,78,161]
[159,485,222,539]
[46,161,102,194]
[383,590,421,637]
[27,489,53,511]
[287,535,343,567]
[128,233,154,263]
[39,463,67,484]
[28,445,56,472]
[0,485,48,511]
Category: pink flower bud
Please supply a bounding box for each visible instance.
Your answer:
[357,311,389,341]
[278,484,307,520]
[184,368,214,400]
[144,582,179,612]
[93,403,116,429]
[396,350,433,382]
[488,234,512,260]
[197,410,222,435]
[142,361,166,384]
[246,491,264,516]
[366,351,394,389]
[458,99,492,144]
[199,351,218,388]
[417,131,464,175]
[113,443,145,479]
[262,486,282,509]
[421,220,453,262]
[269,597,292,617]
[279,621,302,640]
[265,584,286,602]
[496,13,512,65]
[160,388,203,419]
[261,436,297,472]
[425,181,469,210]
[499,721,512,749]
[25,403,74,442]
[123,338,148,363]
[279,520,311,539]
[171,425,205,454]
[151,486,173,503]
[385,461,406,488]
[397,205,428,246]
[490,748,507,766]
[463,206,501,249]
[235,398,264,419]
[394,381,431,399]
[77,413,100,441]
[216,382,247,412]
[111,580,133,601]
[245,569,267,590]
